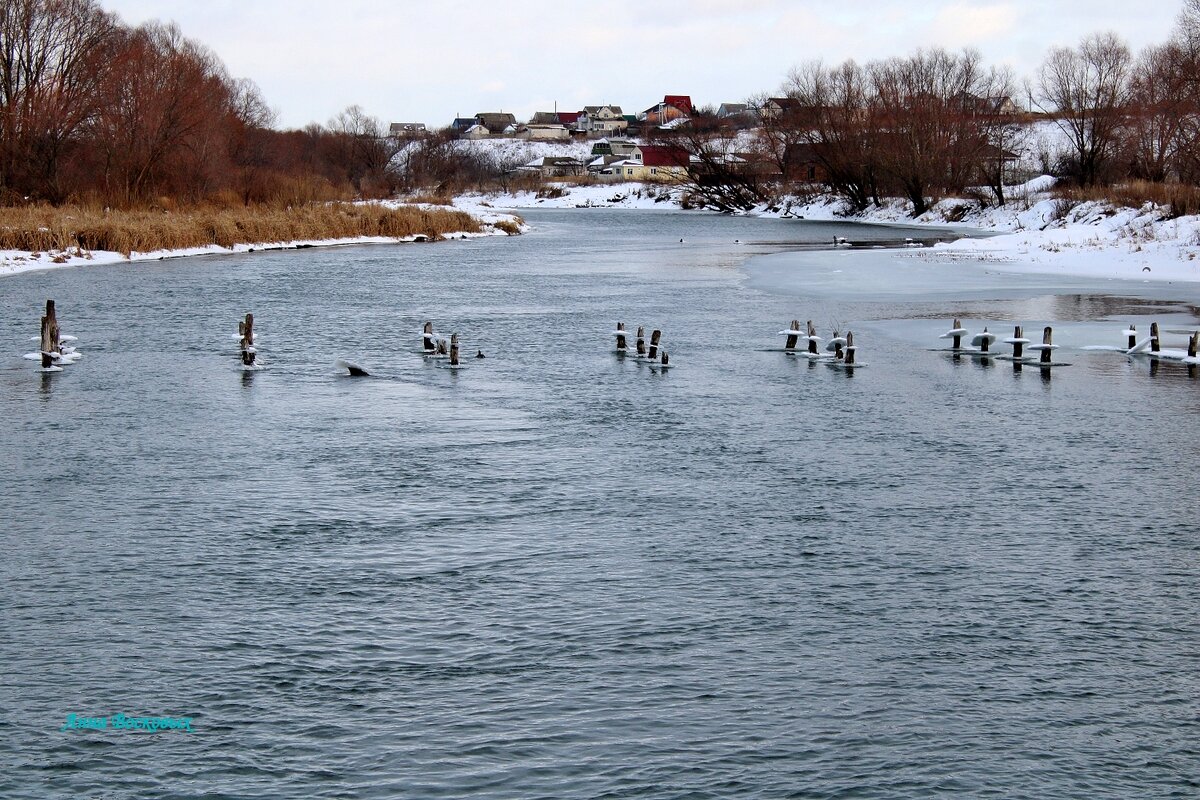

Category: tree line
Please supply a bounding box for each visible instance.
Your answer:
[0,0,399,207]
[656,1,1200,214]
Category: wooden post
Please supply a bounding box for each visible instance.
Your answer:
[450,333,459,366]
[979,326,990,353]
[785,319,800,351]
[1127,325,1137,350]
[660,349,669,367]
[1041,326,1053,365]
[636,326,646,357]
[39,313,54,368]
[436,337,448,356]
[1011,325,1024,360]
[648,329,662,360]
[1150,322,1160,353]
[807,320,818,355]
[952,318,962,350]
[833,336,844,360]
[45,300,60,356]
[845,331,855,365]
[616,321,627,352]
[240,313,255,366]
[423,321,436,353]
[1189,331,1198,360]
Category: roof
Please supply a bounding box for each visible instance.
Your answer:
[637,144,690,167]
[663,95,693,112]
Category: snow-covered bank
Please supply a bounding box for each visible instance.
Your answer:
[0,206,523,279]
[456,176,1200,283]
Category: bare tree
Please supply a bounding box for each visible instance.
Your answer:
[0,0,120,201]
[780,59,881,212]
[1037,32,1133,186]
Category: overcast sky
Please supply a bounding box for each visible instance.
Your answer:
[101,1,1184,130]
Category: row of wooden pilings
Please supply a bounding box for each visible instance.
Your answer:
[944,318,1200,363]
[614,322,669,366]
[781,319,859,364]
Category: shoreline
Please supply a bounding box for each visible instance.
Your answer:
[0,200,526,279]
[454,178,1200,285]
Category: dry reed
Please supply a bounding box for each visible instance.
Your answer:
[1054,181,1200,219]
[0,202,482,256]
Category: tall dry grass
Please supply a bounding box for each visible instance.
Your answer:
[1054,181,1200,219]
[0,202,482,256]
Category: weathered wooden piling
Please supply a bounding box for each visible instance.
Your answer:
[660,350,669,367]
[615,322,627,352]
[940,318,968,349]
[1040,326,1054,365]
[1005,325,1029,360]
[845,331,855,365]
[1125,325,1138,350]
[44,300,60,355]
[1189,331,1199,360]
[239,313,255,366]
[636,326,646,357]
[807,320,819,355]
[449,333,460,366]
[648,329,662,360]
[422,321,436,353]
[784,319,801,351]
[975,326,993,353]
[1150,322,1161,354]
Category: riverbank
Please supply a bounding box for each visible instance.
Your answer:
[0,202,524,279]
[454,177,1200,284]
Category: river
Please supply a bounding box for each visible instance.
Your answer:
[2,208,1197,799]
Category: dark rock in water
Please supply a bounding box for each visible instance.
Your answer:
[476,350,485,359]
[347,365,369,377]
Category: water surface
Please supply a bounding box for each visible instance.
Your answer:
[2,209,1197,799]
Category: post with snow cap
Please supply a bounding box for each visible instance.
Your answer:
[422,321,436,353]
[436,336,448,356]
[648,329,662,361]
[1124,324,1138,351]
[784,319,801,351]
[1039,326,1054,365]
[806,320,819,356]
[844,331,856,365]
[449,333,459,366]
[636,326,646,357]
[615,322,627,352]
[940,318,968,349]
[972,326,996,353]
[659,349,670,368]
[1189,331,1198,360]
[1150,322,1161,354]
[1005,325,1029,360]
[239,313,256,367]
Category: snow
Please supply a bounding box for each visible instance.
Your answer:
[0,216,521,280]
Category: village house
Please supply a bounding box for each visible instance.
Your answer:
[520,156,586,178]
[640,95,693,127]
[600,144,690,183]
[577,106,627,137]
[758,97,803,120]
[388,122,427,138]
[531,110,583,130]
[590,138,639,158]
[474,112,518,135]
[517,124,571,141]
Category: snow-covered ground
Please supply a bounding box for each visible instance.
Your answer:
[0,214,522,280]
[453,174,1200,284]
